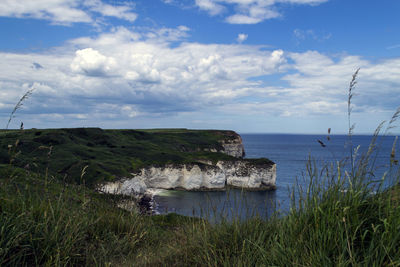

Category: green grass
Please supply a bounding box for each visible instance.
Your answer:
[0,165,204,266]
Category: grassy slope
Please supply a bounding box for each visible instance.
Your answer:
[0,128,272,187]
[0,166,203,266]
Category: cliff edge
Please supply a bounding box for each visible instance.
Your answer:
[100,159,276,195]
[0,128,275,195]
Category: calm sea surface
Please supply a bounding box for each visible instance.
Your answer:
[154,134,398,221]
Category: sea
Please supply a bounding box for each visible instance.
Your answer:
[153,134,399,221]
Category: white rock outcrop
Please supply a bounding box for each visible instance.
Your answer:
[100,160,276,196]
[101,176,147,196]
[202,134,245,158]
[219,135,245,158]
[217,161,276,189]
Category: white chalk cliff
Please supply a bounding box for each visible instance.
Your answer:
[218,134,245,158]
[201,135,245,158]
[100,161,276,196]
[99,132,276,196]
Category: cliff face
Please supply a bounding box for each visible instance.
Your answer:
[219,134,245,158]
[201,131,244,158]
[100,160,276,196]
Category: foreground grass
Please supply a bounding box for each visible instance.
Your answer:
[176,171,400,266]
[1,152,400,266]
[0,166,202,266]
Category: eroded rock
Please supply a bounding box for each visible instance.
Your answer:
[100,159,276,197]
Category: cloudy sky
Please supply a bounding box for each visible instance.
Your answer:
[0,0,399,134]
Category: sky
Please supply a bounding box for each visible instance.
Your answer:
[0,0,399,134]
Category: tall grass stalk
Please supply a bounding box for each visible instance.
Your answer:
[347,68,359,177]
[5,88,34,130]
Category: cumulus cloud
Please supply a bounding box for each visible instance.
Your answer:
[70,48,117,77]
[0,26,287,127]
[0,0,137,24]
[190,0,328,24]
[276,51,400,117]
[0,25,399,132]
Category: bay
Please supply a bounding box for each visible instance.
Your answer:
[153,134,398,221]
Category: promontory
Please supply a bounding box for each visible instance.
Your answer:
[0,128,276,197]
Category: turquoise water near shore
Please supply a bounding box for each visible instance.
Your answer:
[154,134,398,220]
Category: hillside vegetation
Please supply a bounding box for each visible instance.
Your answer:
[0,128,272,187]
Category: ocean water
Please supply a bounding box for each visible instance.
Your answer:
[153,134,398,220]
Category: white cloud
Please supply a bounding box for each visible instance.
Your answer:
[237,33,248,43]
[0,0,91,24]
[226,6,281,24]
[386,44,400,50]
[0,26,399,132]
[121,105,139,118]
[84,0,137,22]
[278,51,400,116]
[144,25,191,42]
[70,48,117,77]
[0,26,287,127]
[195,0,225,16]
[293,29,306,40]
[191,0,328,24]
[0,0,137,25]
[293,29,332,44]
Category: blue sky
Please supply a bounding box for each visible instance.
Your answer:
[0,0,399,134]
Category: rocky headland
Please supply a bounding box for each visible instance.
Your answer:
[100,131,276,202]
[0,128,276,213]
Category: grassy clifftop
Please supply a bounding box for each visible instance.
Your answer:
[0,128,272,186]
